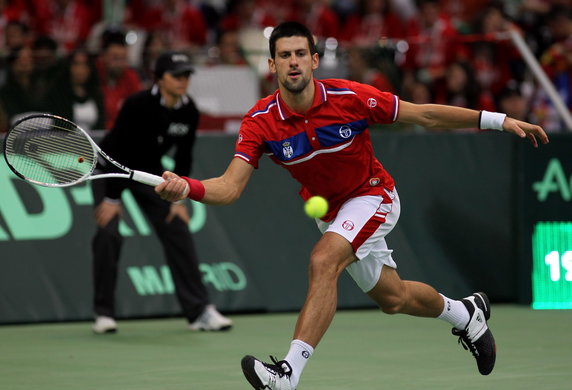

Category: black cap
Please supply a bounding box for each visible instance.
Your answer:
[154,51,195,78]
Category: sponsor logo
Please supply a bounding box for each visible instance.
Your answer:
[532,158,572,202]
[301,351,310,359]
[282,141,294,159]
[339,125,352,139]
[342,220,355,231]
[367,98,377,108]
[369,177,380,186]
[127,262,248,294]
[167,123,189,136]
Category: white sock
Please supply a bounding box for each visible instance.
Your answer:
[437,293,470,330]
[284,339,314,388]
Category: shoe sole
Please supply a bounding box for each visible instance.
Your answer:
[93,328,117,334]
[241,355,264,390]
[189,324,233,331]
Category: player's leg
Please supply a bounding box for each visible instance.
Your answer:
[366,267,496,375]
[91,179,122,334]
[242,193,392,390]
[242,230,356,390]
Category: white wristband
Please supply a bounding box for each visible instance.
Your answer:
[479,110,506,131]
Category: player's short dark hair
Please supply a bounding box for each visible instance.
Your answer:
[269,21,317,59]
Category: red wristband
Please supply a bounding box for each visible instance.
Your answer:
[182,177,205,201]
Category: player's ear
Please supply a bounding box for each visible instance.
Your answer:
[268,58,276,74]
[311,52,319,70]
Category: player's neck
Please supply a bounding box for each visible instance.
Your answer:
[279,80,315,115]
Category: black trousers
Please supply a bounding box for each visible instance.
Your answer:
[91,180,209,322]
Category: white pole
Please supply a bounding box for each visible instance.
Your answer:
[507,29,572,131]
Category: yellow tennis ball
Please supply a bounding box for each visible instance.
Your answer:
[304,196,329,219]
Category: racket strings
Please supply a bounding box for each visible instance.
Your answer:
[5,116,96,185]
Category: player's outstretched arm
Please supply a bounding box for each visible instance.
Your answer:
[155,158,254,205]
[397,100,549,147]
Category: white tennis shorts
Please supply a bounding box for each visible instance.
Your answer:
[316,188,400,292]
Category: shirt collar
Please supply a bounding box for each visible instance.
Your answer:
[275,79,327,120]
[152,84,189,109]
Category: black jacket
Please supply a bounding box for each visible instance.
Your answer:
[99,85,200,199]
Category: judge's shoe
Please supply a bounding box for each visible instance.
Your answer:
[188,305,233,331]
[93,316,117,334]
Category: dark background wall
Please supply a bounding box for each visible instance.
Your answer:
[0,132,568,324]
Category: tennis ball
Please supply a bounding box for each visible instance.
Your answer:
[304,196,329,219]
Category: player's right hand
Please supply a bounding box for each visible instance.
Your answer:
[155,171,190,202]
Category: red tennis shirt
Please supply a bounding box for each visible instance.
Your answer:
[234,78,399,221]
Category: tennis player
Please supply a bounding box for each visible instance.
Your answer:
[155,22,549,389]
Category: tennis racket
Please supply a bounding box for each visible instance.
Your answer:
[2,113,164,187]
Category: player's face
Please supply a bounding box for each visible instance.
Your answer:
[269,36,319,94]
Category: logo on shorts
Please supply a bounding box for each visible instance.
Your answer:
[339,125,352,139]
[367,98,377,108]
[342,220,355,231]
[282,141,294,159]
[369,177,380,186]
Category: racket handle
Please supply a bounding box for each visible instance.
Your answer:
[131,170,164,186]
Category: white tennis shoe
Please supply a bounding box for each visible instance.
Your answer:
[241,355,293,390]
[188,305,233,331]
[92,316,118,334]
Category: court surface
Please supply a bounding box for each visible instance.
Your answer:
[1,305,570,390]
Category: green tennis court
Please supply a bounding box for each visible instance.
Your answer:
[1,306,570,390]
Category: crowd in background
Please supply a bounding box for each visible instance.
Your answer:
[0,0,571,133]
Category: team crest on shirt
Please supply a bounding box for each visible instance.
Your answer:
[369,177,380,186]
[282,141,294,159]
[367,98,377,108]
[339,125,352,139]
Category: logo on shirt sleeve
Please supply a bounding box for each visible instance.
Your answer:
[367,98,377,108]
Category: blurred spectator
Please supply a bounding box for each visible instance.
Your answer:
[496,81,530,121]
[96,29,142,130]
[402,0,461,89]
[436,60,495,113]
[1,19,31,86]
[127,0,208,52]
[438,0,492,34]
[0,46,42,132]
[138,31,171,89]
[340,0,404,46]
[218,0,276,32]
[44,49,105,131]
[285,0,340,40]
[345,46,396,93]
[2,19,31,54]
[32,0,93,53]
[33,35,61,102]
[469,3,518,96]
[207,29,247,66]
[0,0,29,46]
[530,4,572,132]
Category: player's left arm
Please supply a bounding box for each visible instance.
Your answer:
[396,100,549,147]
